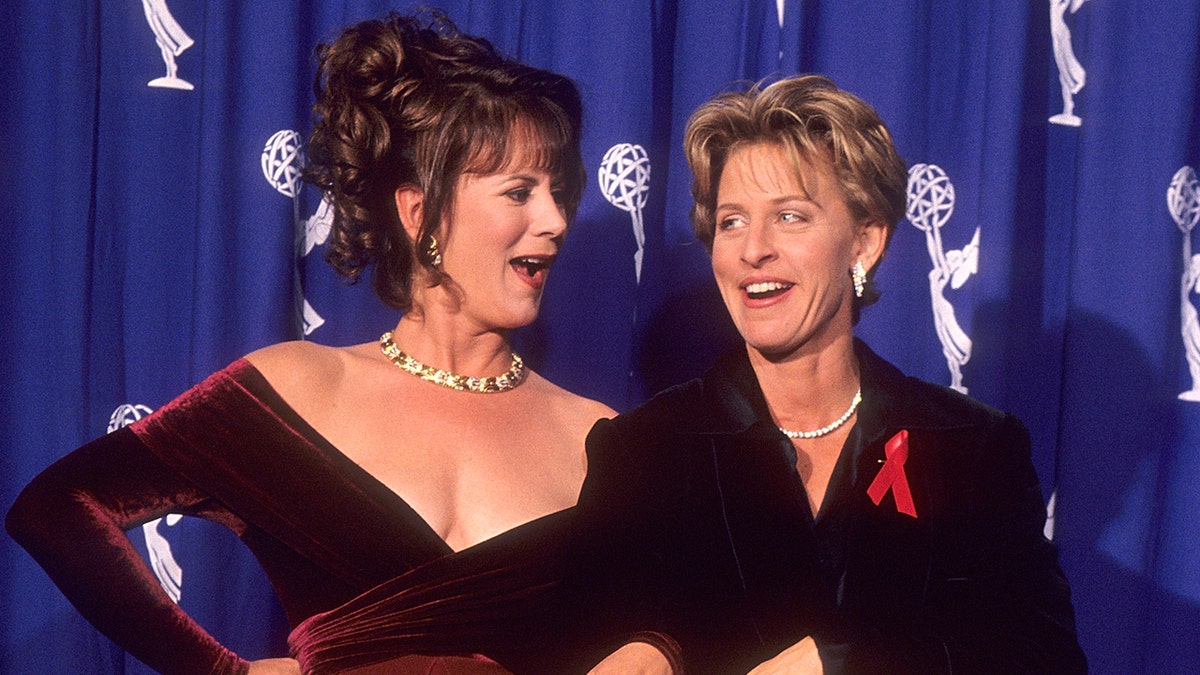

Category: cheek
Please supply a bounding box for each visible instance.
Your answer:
[709,242,738,280]
[793,239,851,276]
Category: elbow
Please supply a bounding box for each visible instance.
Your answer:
[5,468,89,560]
[7,472,58,553]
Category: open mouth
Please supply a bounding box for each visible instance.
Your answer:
[511,255,555,285]
[743,280,793,300]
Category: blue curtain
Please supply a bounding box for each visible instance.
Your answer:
[2,1,1198,672]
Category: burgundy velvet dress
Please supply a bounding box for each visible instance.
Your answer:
[6,360,573,674]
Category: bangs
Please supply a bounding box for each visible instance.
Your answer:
[458,110,585,214]
[779,138,838,204]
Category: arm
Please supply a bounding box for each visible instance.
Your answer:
[5,427,250,675]
[558,418,685,673]
[746,637,823,675]
[939,414,1086,673]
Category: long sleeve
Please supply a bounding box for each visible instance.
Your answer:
[562,345,1088,674]
[555,417,692,674]
[939,414,1085,673]
[6,426,250,675]
[556,418,667,670]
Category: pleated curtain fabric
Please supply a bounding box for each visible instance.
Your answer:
[2,1,1198,672]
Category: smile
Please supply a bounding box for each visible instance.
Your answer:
[511,255,555,288]
[743,280,793,299]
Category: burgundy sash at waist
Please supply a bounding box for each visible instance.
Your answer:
[323,654,512,675]
[289,510,573,674]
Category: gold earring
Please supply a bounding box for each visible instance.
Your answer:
[852,261,866,298]
[423,234,443,267]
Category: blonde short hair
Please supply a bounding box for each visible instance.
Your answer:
[684,75,906,307]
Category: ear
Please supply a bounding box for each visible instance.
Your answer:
[854,219,889,272]
[394,185,425,241]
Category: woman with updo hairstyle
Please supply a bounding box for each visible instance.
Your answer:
[306,11,586,312]
[561,75,1085,674]
[8,12,611,675]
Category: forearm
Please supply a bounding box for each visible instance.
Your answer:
[6,427,248,675]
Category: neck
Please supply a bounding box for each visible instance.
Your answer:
[749,332,860,432]
[389,310,513,378]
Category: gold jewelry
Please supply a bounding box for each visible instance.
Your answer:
[379,331,525,393]
[851,261,866,299]
[778,389,862,439]
[423,234,443,267]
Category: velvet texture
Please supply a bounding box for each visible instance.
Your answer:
[288,510,575,673]
[5,428,249,675]
[6,360,578,674]
[562,341,1088,674]
[323,654,512,674]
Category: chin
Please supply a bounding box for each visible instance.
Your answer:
[503,305,543,330]
[734,322,790,349]
[745,343,792,360]
[742,331,810,359]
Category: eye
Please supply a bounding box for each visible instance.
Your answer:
[551,187,568,206]
[505,187,532,204]
[716,215,745,232]
[776,211,814,229]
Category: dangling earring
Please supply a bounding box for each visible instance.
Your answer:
[851,261,866,298]
[422,234,443,267]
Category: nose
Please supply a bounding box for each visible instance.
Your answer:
[740,221,776,267]
[533,190,569,241]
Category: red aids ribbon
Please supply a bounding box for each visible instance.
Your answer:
[866,430,917,518]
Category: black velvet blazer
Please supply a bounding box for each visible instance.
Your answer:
[564,340,1086,674]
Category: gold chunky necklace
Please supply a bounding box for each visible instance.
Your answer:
[778,389,862,439]
[380,331,526,393]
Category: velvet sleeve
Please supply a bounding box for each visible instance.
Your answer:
[5,426,250,675]
[941,414,1087,673]
[556,418,685,674]
[822,414,1087,674]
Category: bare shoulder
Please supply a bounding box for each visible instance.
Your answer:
[521,372,613,475]
[525,371,616,427]
[245,340,341,380]
[242,341,364,409]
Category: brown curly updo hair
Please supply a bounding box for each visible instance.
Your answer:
[303,11,585,310]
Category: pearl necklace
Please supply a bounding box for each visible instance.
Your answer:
[777,389,862,439]
[379,332,526,393]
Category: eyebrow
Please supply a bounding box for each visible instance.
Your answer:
[716,194,815,211]
[491,172,543,184]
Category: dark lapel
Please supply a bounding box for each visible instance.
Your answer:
[849,339,979,520]
[681,341,982,622]
[833,340,979,619]
[680,348,829,644]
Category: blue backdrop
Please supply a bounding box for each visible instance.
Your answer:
[2,1,1198,672]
